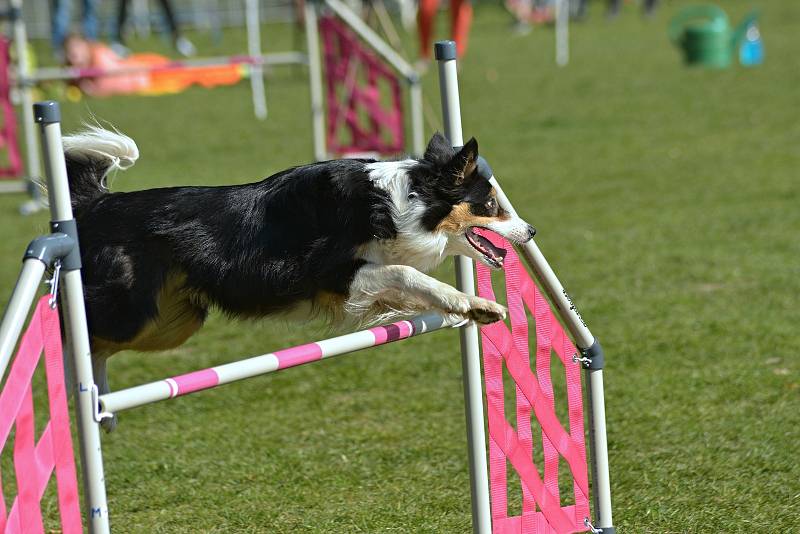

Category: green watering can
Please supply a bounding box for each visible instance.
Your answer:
[669,5,758,68]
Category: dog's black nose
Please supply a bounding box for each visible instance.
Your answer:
[527,225,536,239]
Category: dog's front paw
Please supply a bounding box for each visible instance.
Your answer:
[442,312,471,327]
[467,297,507,325]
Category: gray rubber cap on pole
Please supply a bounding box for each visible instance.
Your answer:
[434,40,457,60]
[33,101,61,124]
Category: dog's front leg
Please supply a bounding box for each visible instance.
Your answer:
[346,264,506,325]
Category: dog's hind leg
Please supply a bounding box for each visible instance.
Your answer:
[64,347,117,432]
[63,343,76,393]
[346,264,507,325]
[92,353,118,433]
[61,341,121,431]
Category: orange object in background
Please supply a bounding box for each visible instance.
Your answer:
[147,60,244,95]
[65,36,244,97]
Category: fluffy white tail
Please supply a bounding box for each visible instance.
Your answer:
[62,125,139,207]
[63,125,139,181]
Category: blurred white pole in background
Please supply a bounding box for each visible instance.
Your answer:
[556,0,569,66]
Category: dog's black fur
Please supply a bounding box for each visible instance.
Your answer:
[73,159,409,344]
[68,132,516,353]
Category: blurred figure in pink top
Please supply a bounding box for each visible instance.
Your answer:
[64,34,153,96]
[63,34,243,98]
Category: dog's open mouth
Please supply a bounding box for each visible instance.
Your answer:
[466,227,507,268]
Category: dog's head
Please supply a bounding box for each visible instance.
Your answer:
[405,133,536,269]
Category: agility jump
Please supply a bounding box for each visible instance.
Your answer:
[0,42,613,533]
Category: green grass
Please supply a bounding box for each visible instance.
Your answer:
[2,0,799,531]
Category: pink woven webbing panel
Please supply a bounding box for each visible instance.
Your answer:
[319,16,405,156]
[476,234,590,534]
[0,296,82,534]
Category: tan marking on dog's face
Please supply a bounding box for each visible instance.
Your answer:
[91,272,207,355]
[434,201,511,234]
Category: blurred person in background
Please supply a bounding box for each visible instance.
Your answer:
[575,0,659,19]
[51,0,98,61]
[506,0,555,34]
[417,0,473,67]
[607,0,658,17]
[63,33,241,96]
[113,0,196,57]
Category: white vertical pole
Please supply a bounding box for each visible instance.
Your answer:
[245,0,268,119]
[35,102,111,534]
[9,0,44,214]
[434,41,492,534]
[556,0,569,67]
[304,1,327,161]
[588,370,613,530]
[409,79,424,157]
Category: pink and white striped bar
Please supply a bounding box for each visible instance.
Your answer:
[99,313,446,415]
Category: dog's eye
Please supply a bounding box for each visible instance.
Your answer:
[486,198,497,211]
[407,192,418,201]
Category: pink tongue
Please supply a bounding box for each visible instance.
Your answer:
[472,228,507,260]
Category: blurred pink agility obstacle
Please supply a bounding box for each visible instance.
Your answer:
[477,233,590,534]
[0,37,22,179]
[319,14,405,156]
[0,296,81,534]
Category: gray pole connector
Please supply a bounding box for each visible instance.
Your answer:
[476,156,493,180]
[580,339,605,370]
[434,40,457,61]
[33,100,61,124]
[23,233,76,267]
[50,219,82,271]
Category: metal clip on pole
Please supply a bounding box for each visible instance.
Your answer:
[48,259,62,308]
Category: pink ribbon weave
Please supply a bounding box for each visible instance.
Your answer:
[0,37,22,178]
[477,234,590,534]
[319,15,405,156]
[0,296,82,534]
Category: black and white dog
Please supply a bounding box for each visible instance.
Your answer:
[63,127,535,426]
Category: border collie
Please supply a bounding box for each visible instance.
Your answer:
[62,128,535,428]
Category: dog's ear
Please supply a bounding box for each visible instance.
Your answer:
[444,137,479,185]
[424,132,455,166]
